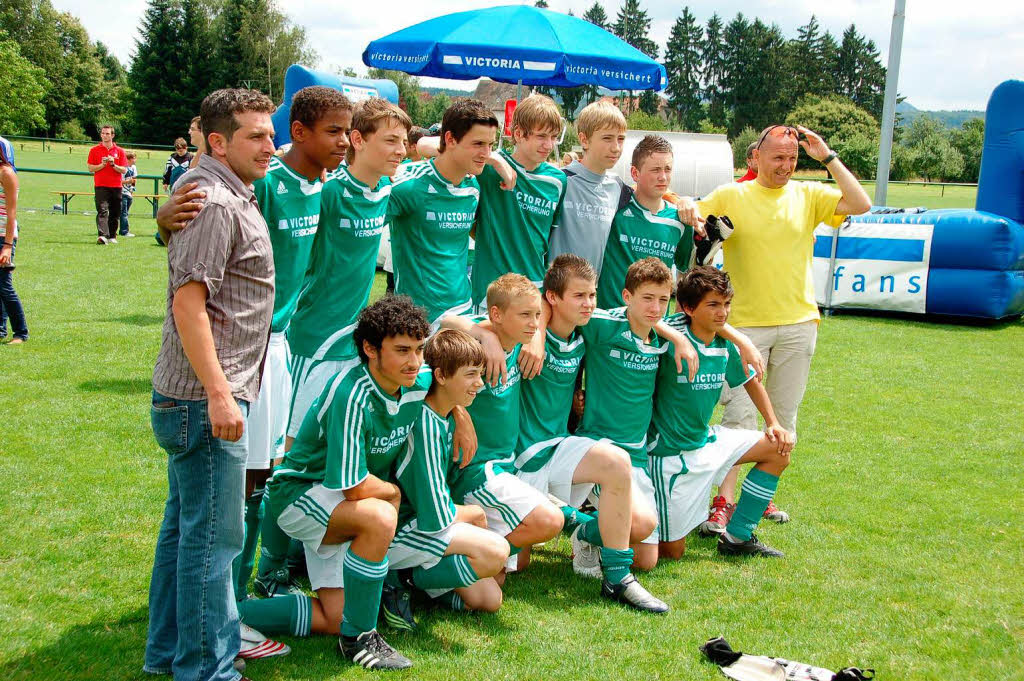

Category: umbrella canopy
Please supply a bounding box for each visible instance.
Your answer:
[362,4,666,91]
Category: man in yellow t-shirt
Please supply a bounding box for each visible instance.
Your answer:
[694,124,870,528]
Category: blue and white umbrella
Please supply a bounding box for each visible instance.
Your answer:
[362,4,666,92]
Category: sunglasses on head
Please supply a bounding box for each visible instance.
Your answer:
[756,125,807,149]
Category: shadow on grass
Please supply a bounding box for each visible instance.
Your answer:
[105,313,164,327]
[79,378,153,395]
[0,607,150,681]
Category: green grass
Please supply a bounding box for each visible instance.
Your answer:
[1,213,1022,680]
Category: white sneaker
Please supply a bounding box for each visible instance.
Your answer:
[571,526,602,580]
[505,554,518,573]
[108,237,118,244]
[238,622,291,659]
[96,236,107,245]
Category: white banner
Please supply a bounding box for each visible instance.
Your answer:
[813,221,934,314]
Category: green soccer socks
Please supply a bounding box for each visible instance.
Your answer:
[340,550,389,638]
[599,547,634,585]
[233,486,264,601]
[412,555,479,591]
[238,594,313,636]
[726,468,780,541]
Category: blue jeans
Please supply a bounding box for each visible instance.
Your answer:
[0,239,27,340]
[144,391,249,681]
[120,193,134,235]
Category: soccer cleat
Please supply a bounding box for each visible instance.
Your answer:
[697,495,735,537]
[380,582,417,631]
[600,574,669,613]
[763,500,790,523]
[97,236,108,245]
[339,630,413,670]
[254,567,304,598]
[238,622,291,659]
[694,214,734,266]
[717,533,784,558]
[570,527,602,580]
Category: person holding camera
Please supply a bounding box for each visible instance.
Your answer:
[86,125,128,245]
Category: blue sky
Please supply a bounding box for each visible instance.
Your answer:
[53,0,1023,111]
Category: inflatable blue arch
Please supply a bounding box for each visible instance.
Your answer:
[270,65,400,147]
[813,79,1024,320]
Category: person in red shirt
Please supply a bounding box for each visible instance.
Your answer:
[86,125,128,244]
[736,141,758,182]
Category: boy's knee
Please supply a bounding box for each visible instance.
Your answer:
[361,499,398,538]
[631,549,658,572]
[630,508,657,544]
[526,503,564,541]
[463,587,503,613]
[590,445,631,485]
[479,538,510,577]
[659,539,686,560]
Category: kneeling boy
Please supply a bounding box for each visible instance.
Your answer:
[441,275,564,572]
[649,266,793,559]
[264,296,432,670]
[516,254,667,612]
[382,329,510,630]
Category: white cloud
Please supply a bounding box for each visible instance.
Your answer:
[51,0,1022,111]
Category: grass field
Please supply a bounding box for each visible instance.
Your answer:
[1,159,1021,680]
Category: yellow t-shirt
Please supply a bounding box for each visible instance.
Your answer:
[697,180,845,328]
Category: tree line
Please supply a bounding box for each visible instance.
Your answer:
[0,0,314,144]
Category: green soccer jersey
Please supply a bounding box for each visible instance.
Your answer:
[471,151,566,306]
[288,166,391,360]
[576,308,667,468]
[596,197,694,310]
[269,363,431,510]
[394,405,458,532]
[515,328,585,473]
[388,159,479,324]
[649,315,754,455]
[449,327,522,499]
[252,156,323,332]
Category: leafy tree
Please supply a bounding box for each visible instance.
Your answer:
[181,0,217,118]
[0,39,48,133]
[559,87,586,122]
[534,0,549,7]
[626,110,665,132]
[613,0,658,59]
[698,118,727,135]
[420,93,452,128]
[784,95,878,147]
[701,13,727,129]
[901,116,964,181]
[726,17,786,136]
[240,0,316,102]
[949,118,984,182]
[786,15,825,102]
[834,132,879,179]
[730,126,758,169]
[663,7,703,130]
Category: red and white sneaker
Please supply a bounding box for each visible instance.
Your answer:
[697,496,735,537]
[763,500,790,523]
[238,622,291,659]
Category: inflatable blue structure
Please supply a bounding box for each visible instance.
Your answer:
[814,79,1024,320]
[270,65,400,147]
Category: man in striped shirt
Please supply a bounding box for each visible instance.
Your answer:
[145,89,278,681]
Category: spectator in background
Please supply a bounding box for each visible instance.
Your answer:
[120,151,138,238]
[188,116,205,169]
[163,138,193,193]
[0,135,27,344]
[560,151,579,167]
[737,142,758,182]
[405,126,428,162]
[86,125,128,245]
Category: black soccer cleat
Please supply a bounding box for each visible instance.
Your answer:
[380,582,417,631]
[339,630,413,670]
[695,214,734,266]
[600,574,669,613]
[717,533,784,558]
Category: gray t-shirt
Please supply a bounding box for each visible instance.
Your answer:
[547,161,631,277]
[152,154,275,403]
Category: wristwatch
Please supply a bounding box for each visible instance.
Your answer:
[821,151,838,166]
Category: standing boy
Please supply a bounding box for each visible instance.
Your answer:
[515,254,666,612]
[440,275,564,572]
[649,266,793,559]
[471,94,566,311]
[120,151,137,237]
[388,99,512,327]
[596,135,693,309]
[381,329,510,629]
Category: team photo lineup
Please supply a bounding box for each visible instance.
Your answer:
[143,83,873,678]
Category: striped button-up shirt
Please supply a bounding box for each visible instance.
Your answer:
[153,154,275,403]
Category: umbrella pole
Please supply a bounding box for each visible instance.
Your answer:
[517,79,522,103]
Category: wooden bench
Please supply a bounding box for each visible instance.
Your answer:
[51,191,163,218]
